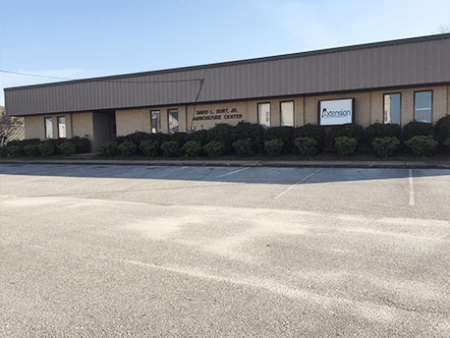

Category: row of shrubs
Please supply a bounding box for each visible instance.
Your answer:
[100,116,449,158]
[0,137,91,158]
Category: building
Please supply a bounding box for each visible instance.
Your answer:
[4,33,450,152]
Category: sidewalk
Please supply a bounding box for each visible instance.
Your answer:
[1,157,449,169]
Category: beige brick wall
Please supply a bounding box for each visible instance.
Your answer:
[245,97,304,127]
[370,91,384,125]
[20,84,450,145]
[293,97,305,126]
[113,86,448,136]
[116,106,189,135]
[433,86,448,122]
[187,102,249,131]
[116,109,151,136]
[24,114,72,140]
[24,116,45,140]
[397,86,448,126]
[72,112,94,145]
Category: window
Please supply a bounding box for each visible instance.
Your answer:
[414,91,432,123]
[258,103,270,128]
[151,110,160,133]
[280,101,294,127]
[44,117,53,139]
[57,116,66,138]
[168,109,178,134]
[383,93,401,124]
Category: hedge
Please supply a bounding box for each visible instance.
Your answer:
[90,120,447,159]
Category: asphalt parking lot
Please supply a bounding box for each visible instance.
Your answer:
[1,164,449,337]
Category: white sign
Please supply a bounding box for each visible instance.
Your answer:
[319,99,353,126]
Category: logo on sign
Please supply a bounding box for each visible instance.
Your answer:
[321,108,352,118]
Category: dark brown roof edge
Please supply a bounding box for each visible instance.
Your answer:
[5,33,450,92]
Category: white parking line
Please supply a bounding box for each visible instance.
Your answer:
[409,169,415,206]
[216,167,250,178]
[155,166,189,172]
[275,168,322,199]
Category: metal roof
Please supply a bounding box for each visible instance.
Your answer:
[5,33,450,116]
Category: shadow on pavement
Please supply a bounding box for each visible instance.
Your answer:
[1,163,449,186]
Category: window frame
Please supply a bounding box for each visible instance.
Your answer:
[280,101,294,127]
[150,110,161,134]
[414,90,433,123]
[57,116,66,138]
[382,92,401,125]
[257,102,271,128]
[167,109,179,134]
[44,117,53,139]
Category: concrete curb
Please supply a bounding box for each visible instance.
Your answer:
[1,158,449,169]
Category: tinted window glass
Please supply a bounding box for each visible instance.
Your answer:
[281,101,294,127]
[383,93,401,124]
[45,117,53,139]
[415,91,432,123]
[258,103,270,128]
[58,116,66,138]
[151,110,160,133]
[168,109,178,133]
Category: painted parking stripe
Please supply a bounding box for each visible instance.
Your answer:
[409,169,415,206]
[275,168,322,199]
[216,167,250,178]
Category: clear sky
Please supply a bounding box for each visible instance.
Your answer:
[1,0,449,105]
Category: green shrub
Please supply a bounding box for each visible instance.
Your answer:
[100,141,119,157]
[118,141,137,157]
[294,137,318,156]
[23,144,41,157]
[444,138,450,147]
[181,140,203,157]
[38,143,55,157]
[404,135,438,156]
[71,137,91,153]
[204,141,225,158]
[47,138,67,155]
[334,136,358,156]
[0,147,7,157]
[402,120,433,141]
[185,129,209,146]
[112,136,128,146]
[326,124,364,152]
[365,123,401,146]
[207,124,234,155]
[372,137,400,158]
[233,138,253,157]
[231,122,265,155]
[149,133,172,146]
[264,139,284,157]
[58,142,76,156]
[140,140,160,157]
[293,124,326,151]
[434,115,450,152]
[264,127,294,154]
[126,132,150,150]
[160,141,180,157]
[171,132,187,147]
[328,123,364,142]
[8,145,23,157]
[7,138,40,148]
